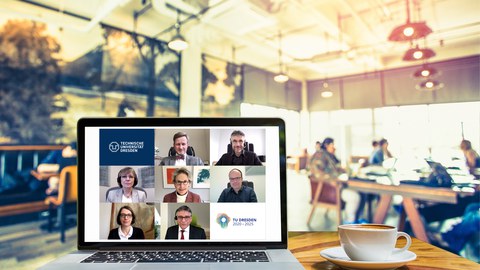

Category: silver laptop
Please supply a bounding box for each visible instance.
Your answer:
[39,117,303,270]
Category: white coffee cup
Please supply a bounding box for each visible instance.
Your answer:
[338,223,412,261]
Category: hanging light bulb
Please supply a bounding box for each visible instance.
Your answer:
[403,45,435,61]
[416,78,444,91]
[168,10,189,52]
[413,64,439,78]
[388,0,432,42]
[274,31,289,83]
[321,81,333,98]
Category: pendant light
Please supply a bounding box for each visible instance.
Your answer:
[168,10,188,52]
[274,31,289,83]
[388,0,432,42]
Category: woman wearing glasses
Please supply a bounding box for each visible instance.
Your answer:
[163,167,202,203]
[108,205,145,240]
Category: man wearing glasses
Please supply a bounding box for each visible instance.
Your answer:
[163,167,202,203]
[217,168,257,202]
[165,205,206,240]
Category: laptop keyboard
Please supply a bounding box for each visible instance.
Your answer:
[81,251,270,263]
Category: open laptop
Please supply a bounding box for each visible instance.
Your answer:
[40,117,303,270]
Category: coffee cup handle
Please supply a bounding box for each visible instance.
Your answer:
[393,232,412,254]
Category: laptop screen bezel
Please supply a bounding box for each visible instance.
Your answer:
[77,117,288,250]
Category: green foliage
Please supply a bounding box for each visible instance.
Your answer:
[0,20,63,143]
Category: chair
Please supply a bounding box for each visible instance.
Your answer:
[44,165,77,243]
[105,186,148,201]
[227,180,254,190]
[307,176,343,226]
[168,146,195,157]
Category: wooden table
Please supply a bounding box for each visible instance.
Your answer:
[346,179,477,243]
[289,231,479,270]
[31,170,59,181]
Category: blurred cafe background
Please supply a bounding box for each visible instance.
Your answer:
[0,0,479,268]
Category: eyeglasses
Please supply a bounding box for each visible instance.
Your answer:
[120,214,132,219]
[174,180,190,185]
[176,215,192,220]
[229,177,242,181]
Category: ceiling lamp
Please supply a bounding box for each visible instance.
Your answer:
[403,45,435,61]
[388,0,432,42]
[168,10,188,52]
[413,65,439,78]
[320,81,333,98]
[274,31,289,83]
[416,78,444,91]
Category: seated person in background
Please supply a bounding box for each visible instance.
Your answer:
[217,168,257,203]
[108,205,145,240]
[160,132,203,166]
[31,142,78,195]
[460,139,480,176]
[215,130,262,165]
[163,167,201,203]
[106,167,147,203]
[165,205,206,240]
[309,137,361,224]
[432,202,480,258]
[368,138,392,166]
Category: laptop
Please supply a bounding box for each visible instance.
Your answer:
[39,117,303,270]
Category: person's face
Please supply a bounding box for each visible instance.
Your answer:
[460,142,467,151]
[231,135,245,156]
[120,171,135,188]
[176,210,192,229]
[174,172,190,195]
[119,208,133,227]
[382,142,389,150]
[229,169,243,192]
[174,136,188,155]
[315,143,321,151]
[326,143,335,154]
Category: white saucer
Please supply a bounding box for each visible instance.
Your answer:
[320,246,417,270]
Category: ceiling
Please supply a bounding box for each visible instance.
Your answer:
[2,0,480,80]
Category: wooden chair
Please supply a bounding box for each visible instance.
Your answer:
[307,176,343,226]
[44,165,77,243]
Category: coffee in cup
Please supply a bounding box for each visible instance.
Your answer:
[338,224,411,261]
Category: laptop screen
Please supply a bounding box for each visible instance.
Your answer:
[77,118,287,249]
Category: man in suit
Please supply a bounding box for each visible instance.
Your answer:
[215,130,262,165]
[160,132,204,166]
[163,167,202,203]
[165,205,206,240]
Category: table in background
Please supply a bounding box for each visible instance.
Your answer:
[346,179,477,243]
[288,231,479,270]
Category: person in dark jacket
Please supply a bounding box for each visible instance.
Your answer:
[108,205,145,240]
[165,205,206,240]
[215,130,262,165]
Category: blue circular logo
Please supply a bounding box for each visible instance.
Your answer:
[216,213,231,229]
[109,142,120,152]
